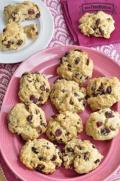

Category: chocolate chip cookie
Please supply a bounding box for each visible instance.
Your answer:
[87,77,120,111]
[86,108,120,140]
[46,111,83,144]
[8,103,47,140]
[63,138,103,174]
[0,21,26,51]
[18,72,50,105]
[50,79,86,112]
[4,1,40,23]
[20,139,62,174]
[79,11,115,39]
[57,49,93,84]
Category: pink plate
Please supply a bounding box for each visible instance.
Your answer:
[0,45,120,181]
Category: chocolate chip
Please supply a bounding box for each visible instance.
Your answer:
[106,86,112,94]
[36,12,40,18]
[105,111,114,118]
[92,144,96,148]
[51,155,57,161]
[64,52,69,57]
[70,99,74,105]
[74,92,79,96]
[66,147,73,152]
[22,72,28,76]
[27,115,33,122]
[36,127,42,134]
[28,9,35,15]
[3,28,6,32]
[61,89,65,93]
[99,27,104,36]
[86,58,89,65]
[46,88,49,92]
[36,164,45,172]
[39,156,43,160]
[40,85,45,91]
[96,121,103,127]
[39,97,43,102]
[75,57,80,64]
[97,83,105,94]
[94,159,100,164]
[83,152,90,160]
[32,147,38,154]
[101,128,110,135]
[6,44,10,48]
[74,49,82,52]
[96,19,100,26]
[83,99,87,106]
[55,129,62,137]
[60,58,63,64]
[35,109,39,114]
[17,40,23,45]
[30,95,38,103]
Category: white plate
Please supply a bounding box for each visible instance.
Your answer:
[0,0,54,64]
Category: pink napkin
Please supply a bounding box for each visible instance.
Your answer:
[60,0,120,46]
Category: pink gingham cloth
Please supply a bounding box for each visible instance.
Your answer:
[0,0,120,180]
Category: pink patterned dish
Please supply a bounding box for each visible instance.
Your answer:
[0,45,120,181]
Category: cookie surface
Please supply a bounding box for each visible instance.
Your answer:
[24,24,38,39]
[8,103,47,140]
[79,11,115,39]
[20,139,62,174]
[63,138,103,174]
[0,21,26,51]
[18,72,50,105]
[86,108,120,140]
[50,79,86,112]
[57,49,93,84]
[46,111,83,144]
[4,1,40,23]
[87,77,120,111]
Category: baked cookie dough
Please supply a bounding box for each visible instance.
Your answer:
[24,24,38,39]
[79,11,115,39]
[50,79,86,112]
[63,138,103,174]
[0,21,26,51]
[57,49,93,84]
[20,139,62,174]
[4,1,40,23]
[46,111,83,144]
[8,103,47,140]
[87,77,120,111]
[86,108,120,140]
[18,72,50,105]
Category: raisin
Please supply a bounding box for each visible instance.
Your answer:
[27,115,33,122]
[28,9,35,15]
[105,111,114,118]
[30,95,38,103]
[75,57,80,64]
[101,128,110,135]
[94,159,100,164]
[106,86,112,94]
[36,164,45,172]
[32,147,38,154]
[55,129,62,137]
[96,121,103,127]
[51,155,57,161]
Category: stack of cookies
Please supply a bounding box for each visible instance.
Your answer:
[0,1,40,51]
[8,49,120,175]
